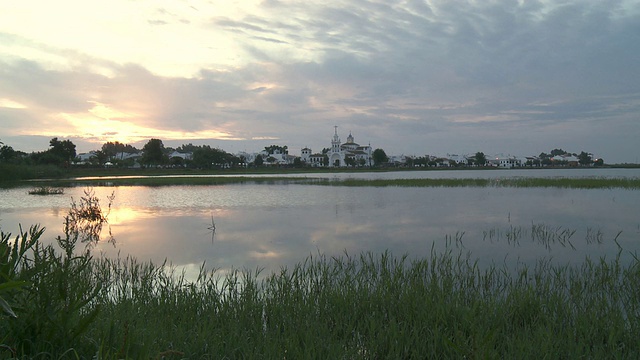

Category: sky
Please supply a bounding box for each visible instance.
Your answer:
[1,0,639,163]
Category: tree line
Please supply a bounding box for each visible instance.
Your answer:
[1,137,602,170]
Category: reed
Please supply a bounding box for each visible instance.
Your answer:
[1,225,639,358]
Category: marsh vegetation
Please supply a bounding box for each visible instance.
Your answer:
[27,186,65,195]
[1,222,639,358]
[17,174,640,189]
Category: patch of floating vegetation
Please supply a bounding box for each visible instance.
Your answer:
[27,186,64,195]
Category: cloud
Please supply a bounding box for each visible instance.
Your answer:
[0,0,639,161]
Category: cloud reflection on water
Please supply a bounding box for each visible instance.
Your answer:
[1,183,639,279]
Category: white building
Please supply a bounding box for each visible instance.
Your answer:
[301,127,372,167]
[301,148,325,167]
[326,127,372,167]
[488,155,524,168]
[259,148,296,166]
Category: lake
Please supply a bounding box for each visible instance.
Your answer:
[1,168,639,279]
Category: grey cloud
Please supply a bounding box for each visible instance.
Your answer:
[2,1,639,162]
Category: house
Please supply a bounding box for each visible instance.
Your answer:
[487,155,524,168]
[260,148,295,166]
[551,154,579,166]
[168,151,192,161]
[75,151,97,163]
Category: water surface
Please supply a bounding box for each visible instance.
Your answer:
[1,169,639,278]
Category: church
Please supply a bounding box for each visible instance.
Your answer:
[301,127,373,167]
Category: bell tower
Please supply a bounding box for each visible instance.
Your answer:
[332,125,341,153]
[329,126,344,167]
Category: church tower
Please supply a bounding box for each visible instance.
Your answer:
[347,132,354,144]
[331,126,341,153]
[329,126,345,167]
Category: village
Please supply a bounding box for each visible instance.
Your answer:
[71,126,602,169]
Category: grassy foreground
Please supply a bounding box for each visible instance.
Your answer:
[2,226,640,358]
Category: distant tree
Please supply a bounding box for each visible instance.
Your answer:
[92,150,109,166]
[413,156,428,167]
[405,156,414,167]
[31,138,76,166]
[264,145,288,155]
[372,148,388,166]
[578,151,593,166]
[345,157,356,167]
[49,138,76,164]
[177,143,200,153]
[102,141,122,158]
[293,157,303,168]
[101,141,138,162]
[141,138,168,166]
[321,148,330,154]
[170,156,185,167]
[0,144,18,163]
[526,158,541,167]
[594,158,604,166]
[254,154,264,167]
[475,152,487,166]
[323,154,329,167]
[550,148,567,157]
[192,145,232,169]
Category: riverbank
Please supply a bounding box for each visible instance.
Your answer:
[2,225,639,358]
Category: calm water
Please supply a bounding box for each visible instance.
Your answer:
[1,169,639,277]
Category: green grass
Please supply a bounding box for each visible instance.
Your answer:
[2,225,639,358]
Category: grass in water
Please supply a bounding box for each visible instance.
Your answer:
[1,225,639,358]
[20,175,640,190]
[304,177,640,189]
[27,186,64,195]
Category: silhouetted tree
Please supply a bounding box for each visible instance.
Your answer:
[372,148,388,166]
[578,151,593,166]
[141,138,168,166]
[0,144,18,163]
[92,150,109,166]
[49,138,76,164]
[254,154,264,167]
[102,141,137,159]
[264,145,288,155]
[192,145,232,168]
